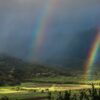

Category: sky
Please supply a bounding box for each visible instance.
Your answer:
[0,0,100,67]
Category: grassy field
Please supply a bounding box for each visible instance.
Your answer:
[0,83,100,100]
[0,86,48,100]
[28,76,100,85]
[0,76,100,100]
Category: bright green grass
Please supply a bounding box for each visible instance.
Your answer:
[0,85,82,100]
[0,86,47,100]
[0,76,100,100]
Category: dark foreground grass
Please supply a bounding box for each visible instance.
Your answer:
[0,91,48,100]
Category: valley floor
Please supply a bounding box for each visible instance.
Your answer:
[0,82,100,100]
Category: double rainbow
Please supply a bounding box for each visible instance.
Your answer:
[29,0,100,80]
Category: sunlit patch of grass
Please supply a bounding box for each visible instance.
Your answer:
[19,84,100,92]
[82,80,100,85]
[0,87,27,94]
[88,80,100,84]
[0,88,20,94]
[0,86,47,100]
[0,82,100,100]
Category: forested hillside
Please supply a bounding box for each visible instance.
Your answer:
[0,55,100,86]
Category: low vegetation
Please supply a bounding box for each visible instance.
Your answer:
[0,55,100,99]
[0,84,100,100]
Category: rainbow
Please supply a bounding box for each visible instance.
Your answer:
[84,30,100,80]
[29,0,59,61]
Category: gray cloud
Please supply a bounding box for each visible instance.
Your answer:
[0,0,100,66]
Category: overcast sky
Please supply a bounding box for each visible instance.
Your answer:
[0,0,100,66]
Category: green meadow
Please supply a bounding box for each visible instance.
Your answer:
[0,76,100,100]
[0,56,100,99]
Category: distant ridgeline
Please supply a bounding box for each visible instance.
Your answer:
[0,54,100,86]
[0,55,74,86]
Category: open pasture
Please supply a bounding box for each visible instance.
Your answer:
[0,81,100,100]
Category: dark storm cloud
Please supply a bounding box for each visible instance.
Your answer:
[0,0,43,58]
[0,0,100,66]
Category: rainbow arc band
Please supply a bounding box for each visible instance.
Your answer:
[84,31,100,80]
[30,0,59,61]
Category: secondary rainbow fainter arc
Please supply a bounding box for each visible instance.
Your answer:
[29,0,59,62]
